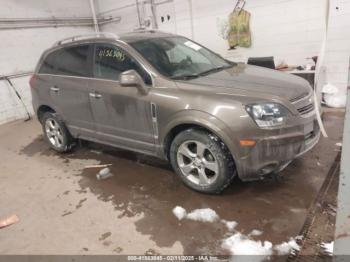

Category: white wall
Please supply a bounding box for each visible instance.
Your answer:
[324,0,350,96]
[99,0,326,65]
[97,0,140,33]
[0,0,94,125]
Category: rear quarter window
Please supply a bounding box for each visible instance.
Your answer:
[39,52,57,74]
[39,44,91,77]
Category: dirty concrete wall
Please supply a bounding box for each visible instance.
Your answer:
[0,0,94,125]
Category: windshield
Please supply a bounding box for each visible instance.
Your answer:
[130,37,234,80]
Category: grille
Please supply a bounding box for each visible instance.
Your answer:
[290,92,309,102]
[297,103,314,115]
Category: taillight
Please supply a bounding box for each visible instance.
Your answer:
[29,74,36,88]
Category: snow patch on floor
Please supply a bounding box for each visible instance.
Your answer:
[321,241,334,255]
[222,220,238,231]
[274,238,300,255]
[172,206,301,257]
[172,206,187,220]
[222,232,273,256]
[186,208,219,222]
[222,234,301,258]
[172,206,219,222]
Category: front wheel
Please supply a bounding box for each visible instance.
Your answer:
[169,128,236,194]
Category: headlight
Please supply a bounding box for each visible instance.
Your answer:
[245,103,289,128]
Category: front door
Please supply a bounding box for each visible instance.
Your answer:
[88,43,155,154]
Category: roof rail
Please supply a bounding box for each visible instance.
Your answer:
[53,32,119,46]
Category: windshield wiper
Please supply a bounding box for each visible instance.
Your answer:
[171,65,234,80]
[170,74,199,80]
[198,65,233,76]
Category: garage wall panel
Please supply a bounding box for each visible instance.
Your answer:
[324,0,350,94]
[97,0,139,33]
[0,0,94,125]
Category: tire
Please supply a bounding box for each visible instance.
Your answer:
[169,128,236,194]
[41,112,75,153]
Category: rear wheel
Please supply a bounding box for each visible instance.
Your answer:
[41,112,75,153]
[169,128,236,194]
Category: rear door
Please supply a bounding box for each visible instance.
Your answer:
[49,44,95,138]
[87,42,155,154]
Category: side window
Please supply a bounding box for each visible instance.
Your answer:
[55,45,90,77]
[93,44,152,85]
[39,51,59,74]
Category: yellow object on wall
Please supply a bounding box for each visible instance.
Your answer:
[227,9,251,48]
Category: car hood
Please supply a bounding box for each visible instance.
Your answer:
[184,64,311,101]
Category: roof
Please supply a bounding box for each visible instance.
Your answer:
[45,30,176,55]
[119,30,176,43]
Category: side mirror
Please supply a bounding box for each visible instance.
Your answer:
[119,70,148,95]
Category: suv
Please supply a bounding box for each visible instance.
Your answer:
[30,31,320,193]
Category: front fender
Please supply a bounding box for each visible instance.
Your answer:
[159,109,241,172]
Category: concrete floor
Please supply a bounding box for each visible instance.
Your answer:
[0,111,344,255]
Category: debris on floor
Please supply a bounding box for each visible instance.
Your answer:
[335,142,342,147]
[0,214,19,229]
[90,149,102,155]
[96,167,113,180]
[249,229,263,236]
[85,164,112,169]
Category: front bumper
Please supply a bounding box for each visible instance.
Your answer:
[237,118,320,181]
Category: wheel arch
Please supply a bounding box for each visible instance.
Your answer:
[37,105,56,123]
[161,111,240,170]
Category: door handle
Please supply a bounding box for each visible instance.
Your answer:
[89,92,102,99]
[50,86,59,92]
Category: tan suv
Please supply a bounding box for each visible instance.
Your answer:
[30,31,320,193]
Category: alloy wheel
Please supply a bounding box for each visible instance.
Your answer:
[45,118,64,148]
[176,140,219,186]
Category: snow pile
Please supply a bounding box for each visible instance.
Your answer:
[274,238,300,255]
[222,220,238,231]
[222,232,273,256]
[172,206,301,258]
[222,234,300,258]
[335,142,342,147]
[172,206,187,220]
[186,208,219,222]
[172,206,219,222]
[321,241,334,255]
